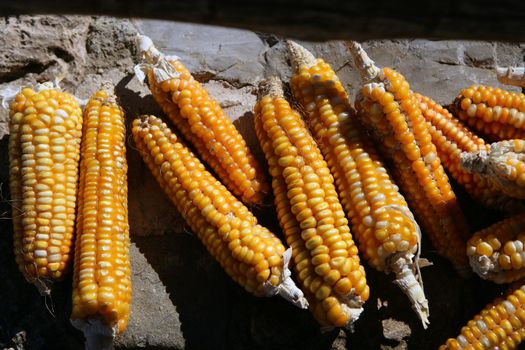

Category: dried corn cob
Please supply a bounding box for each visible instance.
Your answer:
[467,213,525,283]
[417,93,522,211]
[461,139,525,200]
[254,76,368,329]
[497,67,525,88]
[132,114,306,308]
[451,85,525,141]
[347,41,470,275]
[287,41,428,327]
[135,35,268,205]
[70,84,131,348]
[8,84,82,294]
[440,283,525,349]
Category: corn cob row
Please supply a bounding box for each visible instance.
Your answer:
[461,139,525,200]
[451,85,525,141]
[132,114,306,307]
[467,213,525,283]
[287,41,429,327]
[497,67,525,88]
[8,84,82,294]
[440,283,525,349]
[136,35,268,205]
[347,41,470,275]
[254,76,368,329]
[417,93,522,211]
[69,84,131,348]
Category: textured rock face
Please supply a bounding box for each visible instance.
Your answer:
[0,15,524,350]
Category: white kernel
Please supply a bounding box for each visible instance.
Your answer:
[424,152,436,163]
[375,221,388,229]
[515,240,524,252]
[34,250,47,258]
[457,335,468,347]
[34,128,50,135]
[55,109,68,119]
[363,216,373,227]
[479,335,490,348]
[35,234,49,241]
[502,300,516,314]
[48,254,61,263]
[476,320,487,333]
[467,104,477,117]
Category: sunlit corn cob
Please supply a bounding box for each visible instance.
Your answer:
[451,85,525,141]
[287,41,428,327]
[440,283,525,349]
[461,139,525,200]
[254,76,368,329]
[417,93,522,211]
[136,35,268,205]
[467,213,525,283]
[8,84,82,294]
[69,85,131,346]
[347,41,470,275]
[132,114,306,307]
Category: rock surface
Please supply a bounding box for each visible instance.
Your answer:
[0,15,524,350]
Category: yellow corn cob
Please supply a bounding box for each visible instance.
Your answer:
[69,85,131,346]
[8,84,82,294]
[132,114,306,308]
[467,213,525,283]
[461,139,525,200]
[347,41,470,275]
[287,41,428,327]
[136,35,268,205]
[254,76,368,329]
[440,284,525,350]
[417,93,522,211]
[451,85,525,141]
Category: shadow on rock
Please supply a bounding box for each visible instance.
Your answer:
[133,231,339,350]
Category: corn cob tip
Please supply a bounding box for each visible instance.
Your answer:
[71,317,116,350]
[263,248,309,309]
[345,41,381,83]
[286,40,316,73]
[258,76,284,99]
[390,252,430,328]
[496,66,525,88]
[134,35,180,84]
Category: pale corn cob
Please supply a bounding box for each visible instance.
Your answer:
[347,41,470,275]
[70,84,131,348]
[8,84,82,294]
[136,35,268,205]
[132,114,306,307]
[417,93,522,211]
[440,284,525,350]
[287,41,428,327]
[451,85,525,141]
[461,139,525,200]
[467,213,525,283]
[254,76,368,329]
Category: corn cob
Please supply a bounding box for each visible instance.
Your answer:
[451,85,525,141]
[69,84,131,348]
[132,114,306,308]
[497,67,525,88]
[8,84,82,294]
[467,213,525,284]
[461,139,525,200]
[417,93,522,211]
[440,283,525,349]
[254,76,368,329]
[347,41,470,275]
[136,35,268,205]
[287,41,429,327]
